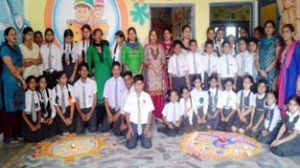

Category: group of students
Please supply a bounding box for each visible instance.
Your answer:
[1,20,300,157]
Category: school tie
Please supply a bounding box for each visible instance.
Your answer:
[267,108,274,131]
[48,47,52,70]
[173,103,176,125]
[241,91,245,113]
[193,54,198,74]
[42,91,48,118]
[137,94,142,135]
[176,56,180,76]
[226,93,230,108]
[31,92,37,122]
[61,88,66,114]
[225,56,230,76]
[115,80,119,110]
[82,85,86,108]
[211,91,216,111]
[66,46,70,64]
[208,56,211,75]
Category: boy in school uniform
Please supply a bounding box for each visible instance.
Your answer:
[186,39,204,87]
[202,40,219,90]
[119,71,135,136]
[168,40,190,93]
[157,90,183,137]
[103,62,126,136]
[74,63,98,134]
[217,41,238,90]
[124,75,154,149]
[217,78,237,132]
[40,28,63,89]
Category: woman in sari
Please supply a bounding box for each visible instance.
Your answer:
[277,24,300,117]
[144,30,166,120]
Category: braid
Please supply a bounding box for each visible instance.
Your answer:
[82,41,86,62]
[69,42,73,63]
[66,84,72,100]
[62,42,66,65]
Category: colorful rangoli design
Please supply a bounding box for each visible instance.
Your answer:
[31,134,116,164]
[180,131,261,160]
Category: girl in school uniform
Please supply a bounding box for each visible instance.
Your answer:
[190,75,209,131]
[235,38,256,92]
[217,41,238,90]
[202,40,219,90]
[77,24,92,63]
[168,40,190,93]
[61,29,78,84]
[199,27,215,54]
[214,28,225,57]
[206,75,221,130]
[179,86,194,133]
[248,38,259,82]
[232,75,255,134]
[270,96,300,157]
[37,75,57,139]
[227,34,237,57]
[157,90,183,137]
[181,25,192,56]
[21,76,43,142]
[217,78,237,132]
[40,28,63,89]
[186,39,203,87]
[246,80,268,138]
[257,91,282,144]
[111,31,125,63]
[53,71,76,135]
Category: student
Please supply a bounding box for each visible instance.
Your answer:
[34,30,44,47]
[270,96,300,157]
[214,28,224,57]
[190,75,209,131]
[21,76,43,142]
[111,31,125,63]
[124,75,154,149]
[206,75,221,130]
[239,27,249,39]
[179,87,194,133]
[227,34,237,56]
[53,71,76,135]
[202,40,219,90]
[77,24,92,63]
[248,38,259,82]
[217,41,238,90]
[40,28,63,89]
[157,90,183,137]
[120,71,135,136]
[181,25,192,55]
[217,78,237,132]
[74,63,97,134]
[61,29,78,84]
[257,91,282,144]
[186,39,203,88]
[235,38,255,91]
[37,75,57,139]
[232,75,255,134]
[246,80,268,138]
[102,62,126,135]
[168,40,190,93]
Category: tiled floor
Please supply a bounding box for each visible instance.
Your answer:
[1,123,300,168]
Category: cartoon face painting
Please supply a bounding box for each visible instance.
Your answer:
[75,4,93,23]
[93,5,104,21]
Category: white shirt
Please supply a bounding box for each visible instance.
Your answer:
[217,54,238,78]
[217,90,237,110]
[214,40,222,56]
[179,97,194,124]
[111,42,124,63]
[236,51,255,76]
[236,90,255,106]
[168,53,189,77]
[264,104,282,131]
[74,78,97,109]
[186,51,204,75]
[103,76,126,109]
[60,43,78,64]
[76,40,91,62]
[286,111,300,132]
[52,84,76,107]
[120,86,135,115]
[162,102,183,123]
[252,93,266,107]
[190,88,209,115]
[24,90,40,113]
[37,89,56,119]
[40,43,63,71]
[124,91,154,125]
[202,52,219,75]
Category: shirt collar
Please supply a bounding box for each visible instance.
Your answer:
[288,111,300,118]
[267,103,276,110]
[257,93,265,99]
[243,89,251,95]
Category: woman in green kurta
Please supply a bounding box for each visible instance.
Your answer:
[87,28,112,124]
[121,27,144,75]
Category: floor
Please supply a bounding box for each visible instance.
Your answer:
[1,122,300,168]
